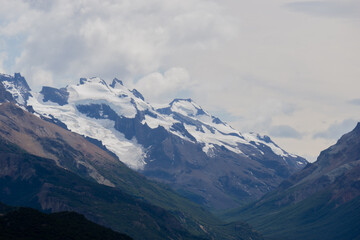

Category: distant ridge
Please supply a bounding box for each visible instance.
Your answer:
[223,123,360,240]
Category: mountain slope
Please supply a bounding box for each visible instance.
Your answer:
[0,202,132,240]
[0,139,197,240]
[223,123,360,240]
[0,73,307,209]
[0,102,263,240]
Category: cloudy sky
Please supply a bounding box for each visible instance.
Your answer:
[0,0,359,161]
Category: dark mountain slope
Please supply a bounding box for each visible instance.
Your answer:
[0,139,206,240]
[110,106,306,209]
[223,123,360,240]
[0,202,132,240]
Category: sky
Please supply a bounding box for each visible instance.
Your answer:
[0,0,359,161]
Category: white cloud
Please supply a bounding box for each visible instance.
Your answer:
[0,38,7,73]
[134,67,193,103]
[0,0,237,89]
[0,53,7,73]
[22,66,54,87]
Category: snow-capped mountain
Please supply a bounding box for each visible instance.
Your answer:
[158,98,301,163]
[0,73,307,209]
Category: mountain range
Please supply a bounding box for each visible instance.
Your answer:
[0,73,307,209]
[0,72,359,239]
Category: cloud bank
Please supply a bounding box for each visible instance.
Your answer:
[0,0,359,161]
[0,0,236,93]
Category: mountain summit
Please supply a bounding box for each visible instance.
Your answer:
[0,73,307,209]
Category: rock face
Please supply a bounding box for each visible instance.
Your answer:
[225,123,360,240]
[0,73,307,209]
[0,81,15,103]
[40,86,69,106]
[0,73,31,104]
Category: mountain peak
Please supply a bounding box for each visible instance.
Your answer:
[131,89,145,101]
[353,122,360,133]
[0,72,32,105]
[169,98,207,117]
[110,78,123,88]
[79,77,108,87]
[170,98,194,104]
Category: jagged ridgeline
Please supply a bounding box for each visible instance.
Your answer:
[0,73,307,210]
[0,93,263,238]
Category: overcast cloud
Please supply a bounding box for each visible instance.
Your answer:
[0,0,359,161]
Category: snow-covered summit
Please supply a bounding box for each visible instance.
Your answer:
[79,77,108,86]
[168,98,207,117]
[2,74,306,170]
[155,98,302,161]
[0,73,32,105]
[27,77,151,170]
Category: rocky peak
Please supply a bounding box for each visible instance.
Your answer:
[352,122,360,133]
[40,86,69,106]
[130,89,145,101]
[0,73,32,105]
[316,122,360,168]
[79,77,108,87]
[109,78,124,88]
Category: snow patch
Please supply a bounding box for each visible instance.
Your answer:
[2,80,26,105]
[243,133,289,157]
[28,92,146,170]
